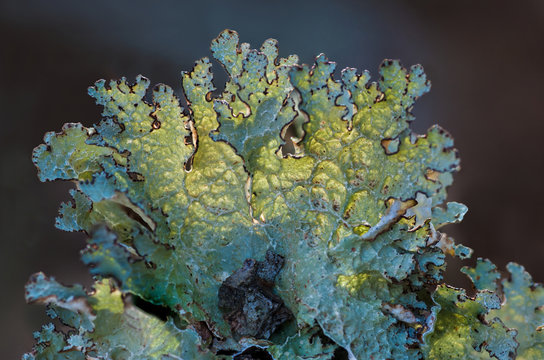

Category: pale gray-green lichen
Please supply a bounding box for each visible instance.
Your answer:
[25,29,543,360]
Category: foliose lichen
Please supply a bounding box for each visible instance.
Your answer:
[25,30,544,360]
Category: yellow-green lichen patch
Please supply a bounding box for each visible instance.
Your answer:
[28,29,532,360]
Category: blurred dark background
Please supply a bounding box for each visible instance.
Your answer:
[1,0,543,357]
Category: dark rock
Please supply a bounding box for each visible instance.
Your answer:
[218,250,292,340]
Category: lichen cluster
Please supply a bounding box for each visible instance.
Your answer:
[25,30,544,359]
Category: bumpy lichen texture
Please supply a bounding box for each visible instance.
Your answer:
[25,30,543,359]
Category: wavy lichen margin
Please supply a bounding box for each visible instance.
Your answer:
[25,29,543,360]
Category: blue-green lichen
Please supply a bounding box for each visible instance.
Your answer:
[25,30,544,360]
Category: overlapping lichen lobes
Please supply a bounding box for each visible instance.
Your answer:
[245,46,459,358]
[210,29,299,172]
[33,60,269,340]
[462,259,544,359]
[23,275,215,359]
[425,285,517,360]
[267,326,338,359]
[27,29,530,359]
[494,264,544,359]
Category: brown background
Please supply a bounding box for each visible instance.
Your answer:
[1,0,543,357]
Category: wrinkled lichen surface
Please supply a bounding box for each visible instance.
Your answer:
[25,30,544,360]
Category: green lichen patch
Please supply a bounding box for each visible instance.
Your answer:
[462,259,544,359]
[425,285,517,360]
[24,276,216,359]
[27,29,535,360]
